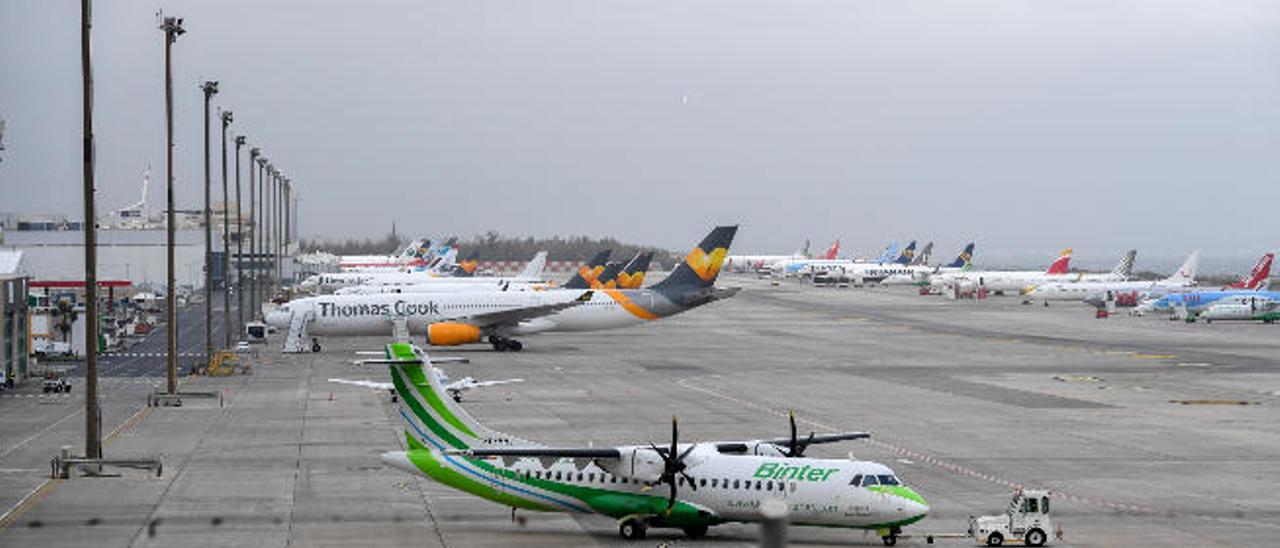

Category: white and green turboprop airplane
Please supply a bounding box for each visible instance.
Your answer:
[373,342,929,545]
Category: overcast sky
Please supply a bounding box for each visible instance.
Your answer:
[2,1,1278,270]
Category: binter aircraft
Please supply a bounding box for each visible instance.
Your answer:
[373,342,929,545]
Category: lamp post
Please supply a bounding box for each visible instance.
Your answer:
[160,15,185,395]
[234,136,246,339]
[256,157,268,315]
[219,110,232,348]
[80,0,101,459]
[248,147,259,321]
[200,80,218,368]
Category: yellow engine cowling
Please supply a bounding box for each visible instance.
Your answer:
[426,323,482,346]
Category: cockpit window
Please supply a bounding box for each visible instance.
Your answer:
[861,475,879,487]
[877,475,900,486]
[850,474,863,486]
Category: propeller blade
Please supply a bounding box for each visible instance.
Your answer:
[667,481,677,510]
[681,471,698,491]
[789,410,799,456]
[677,443,698,462]
[797,431,815,457]
[670,416,679,464]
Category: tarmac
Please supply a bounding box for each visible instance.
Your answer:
[1,277,1277,547]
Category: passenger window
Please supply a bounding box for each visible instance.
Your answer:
[699,478,707,488]
[861,475,880,487]
[766,481,773,491]
[877,475,899,486]
[755,481,762,491]
[576,472,583,482]
[711,479,718,488]
[733,479,740,489]
[555,472,562,481]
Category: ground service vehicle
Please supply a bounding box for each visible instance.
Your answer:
[969,490,1056,546]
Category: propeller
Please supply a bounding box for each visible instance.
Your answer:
[782,410,815,458]
[648,416,699,512]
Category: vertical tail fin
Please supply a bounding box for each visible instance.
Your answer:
[1110,249,1137,280]
[651,226,738,293]
[1165,250,1200,284]
[875,242,901,263]
[822,240,841,260]
[386,342,531,452]
[910,242,933,266]
[894,241,918,265]
[616,251,654,289]
[517,251,548,279]
[592,262,625,288]
[1045,248,1072,274]
[945,243,975,269]
[562,249,612,289]
[1225,252,1272,289]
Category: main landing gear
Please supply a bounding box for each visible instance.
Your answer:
[619,517,646,540]
[488,336,523,352]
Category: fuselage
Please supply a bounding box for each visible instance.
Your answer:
[1028,279,1190,302]
[381,448,927,530]
[1148,290,1280,314]
[267,291,582,336]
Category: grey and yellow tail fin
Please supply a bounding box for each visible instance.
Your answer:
[616,251,654,289]
[385,342,531,452]
[562,249,612,289]
[651,225,738,294]
[592,262,625,289]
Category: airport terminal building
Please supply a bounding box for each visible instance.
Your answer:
[0,251,31,385]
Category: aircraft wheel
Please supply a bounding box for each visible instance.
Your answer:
[986,532,1004,546]
[508,340,523,352]
[1025,528,1046,547]
[619,518,646,540]
[683,524,708,539]
[491,340,507,352]
[312,343,321,352]
[882,535,897,546]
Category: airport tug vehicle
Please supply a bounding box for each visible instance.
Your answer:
[968,489,1056,546]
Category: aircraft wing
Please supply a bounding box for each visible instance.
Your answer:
[328,378,394,390]
[443,291,593,328]
[713,431,871,453]
[447,447,622,459]
[457,378,524,389]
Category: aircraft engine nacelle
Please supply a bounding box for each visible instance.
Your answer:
[597,448,667,483]
[426,323,482,346]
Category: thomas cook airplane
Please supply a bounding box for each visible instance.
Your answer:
[372,342,929,544]
[268,226,740,351]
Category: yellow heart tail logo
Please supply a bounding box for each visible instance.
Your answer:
[686,247,728,281]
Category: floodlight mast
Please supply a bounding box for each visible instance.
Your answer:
[160,15,185,395]
[220,110,233,347]
[234,135,246,338]
[200,80,218,371]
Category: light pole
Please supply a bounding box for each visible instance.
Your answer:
[80,0,101,459]
[200,80,217,368]
[256,157,268,315]
[275,171,283,288]
[248,149,260,319]
[219,110,232,348]
[160,15,185,395]
[264,163,275,295]
[234,136,246,339]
